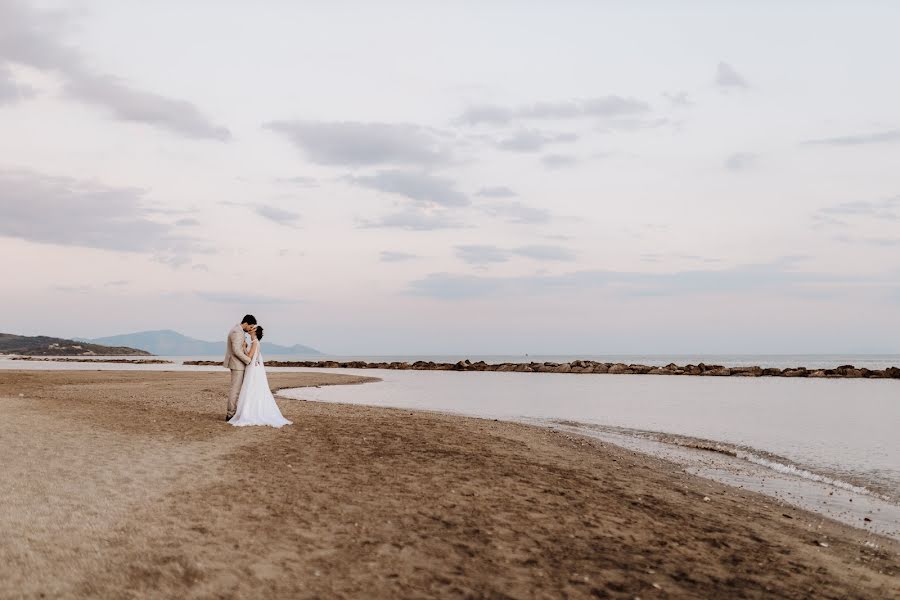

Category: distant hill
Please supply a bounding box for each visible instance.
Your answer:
[0,333,151,356]
[80,330,322,356]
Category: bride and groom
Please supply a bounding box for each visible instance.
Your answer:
[223,314,291,428]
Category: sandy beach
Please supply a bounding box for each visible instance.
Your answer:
[1,370,897,599]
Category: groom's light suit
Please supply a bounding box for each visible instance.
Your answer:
[224,324,252,417]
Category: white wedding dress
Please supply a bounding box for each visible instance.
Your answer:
[228,345,292,428]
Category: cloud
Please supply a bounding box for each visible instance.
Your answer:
[724,152,757,171]
[481,201,552,225]
[380,251,420,262]
[456,95,650,126]
[811,213,848,229]
[642,253,721,265]
[360,208,465,231]
[407,273,505,299]
[0,64,34,104]
[804,129,900,146]
[143,205,197,216]
[0,2,80,72]
[715,62,749,89]
[153,253,193,268]
[812,197,900,247]
[274,175,318,187]
[541,154,578,169]
[196,292,303,305]
[0,168,203,264]
[817,197,899,221]
[52,280,131,293]
[581,96,651,118]
[408,257,858,300]
[496,129,578,152]
[455,104,514,126]
[512,245,575,261]
[476,186,516,198]
[455,245,509,265]
[675,254,722,264]
[663,91,692,108]
[255,204,301,225]
[0,1,230,140]
[596,117,672,133]
[64,73,231,140]
[833,234,900,247]
[175,217,200,226]
[266,120,452,167]
[454,243,573,265]
[347,169,468,207]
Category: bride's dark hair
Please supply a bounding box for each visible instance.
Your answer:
[254,325,264,341]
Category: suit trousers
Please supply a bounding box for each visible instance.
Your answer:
[228,369,245,417]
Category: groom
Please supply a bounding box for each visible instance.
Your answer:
[224,314,257,421]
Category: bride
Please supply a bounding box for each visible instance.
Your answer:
[228,325,292,428]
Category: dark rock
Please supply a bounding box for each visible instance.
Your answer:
[703,367,732,376]
[782,368,808,378]
[731,367,762,377]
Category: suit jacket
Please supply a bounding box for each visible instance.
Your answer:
[224,324,251,370]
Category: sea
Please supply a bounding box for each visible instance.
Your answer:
[3,352,899,540]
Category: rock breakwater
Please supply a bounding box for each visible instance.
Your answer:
[10,357,174,364]
[182,359,900,379]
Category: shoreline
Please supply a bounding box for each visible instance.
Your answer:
[186,358,900,379]
[536,420,900,540]
[2,370,897,598]
[280,382,900,541]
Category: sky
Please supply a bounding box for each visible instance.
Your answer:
[2,0,900,354]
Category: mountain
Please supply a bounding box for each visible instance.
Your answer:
[80,330,322,356]
[0,333,151,356]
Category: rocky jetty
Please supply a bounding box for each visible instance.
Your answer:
[181,359,900,379]
[11,357,173,364]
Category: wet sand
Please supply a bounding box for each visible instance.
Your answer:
[0,371,897,599]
